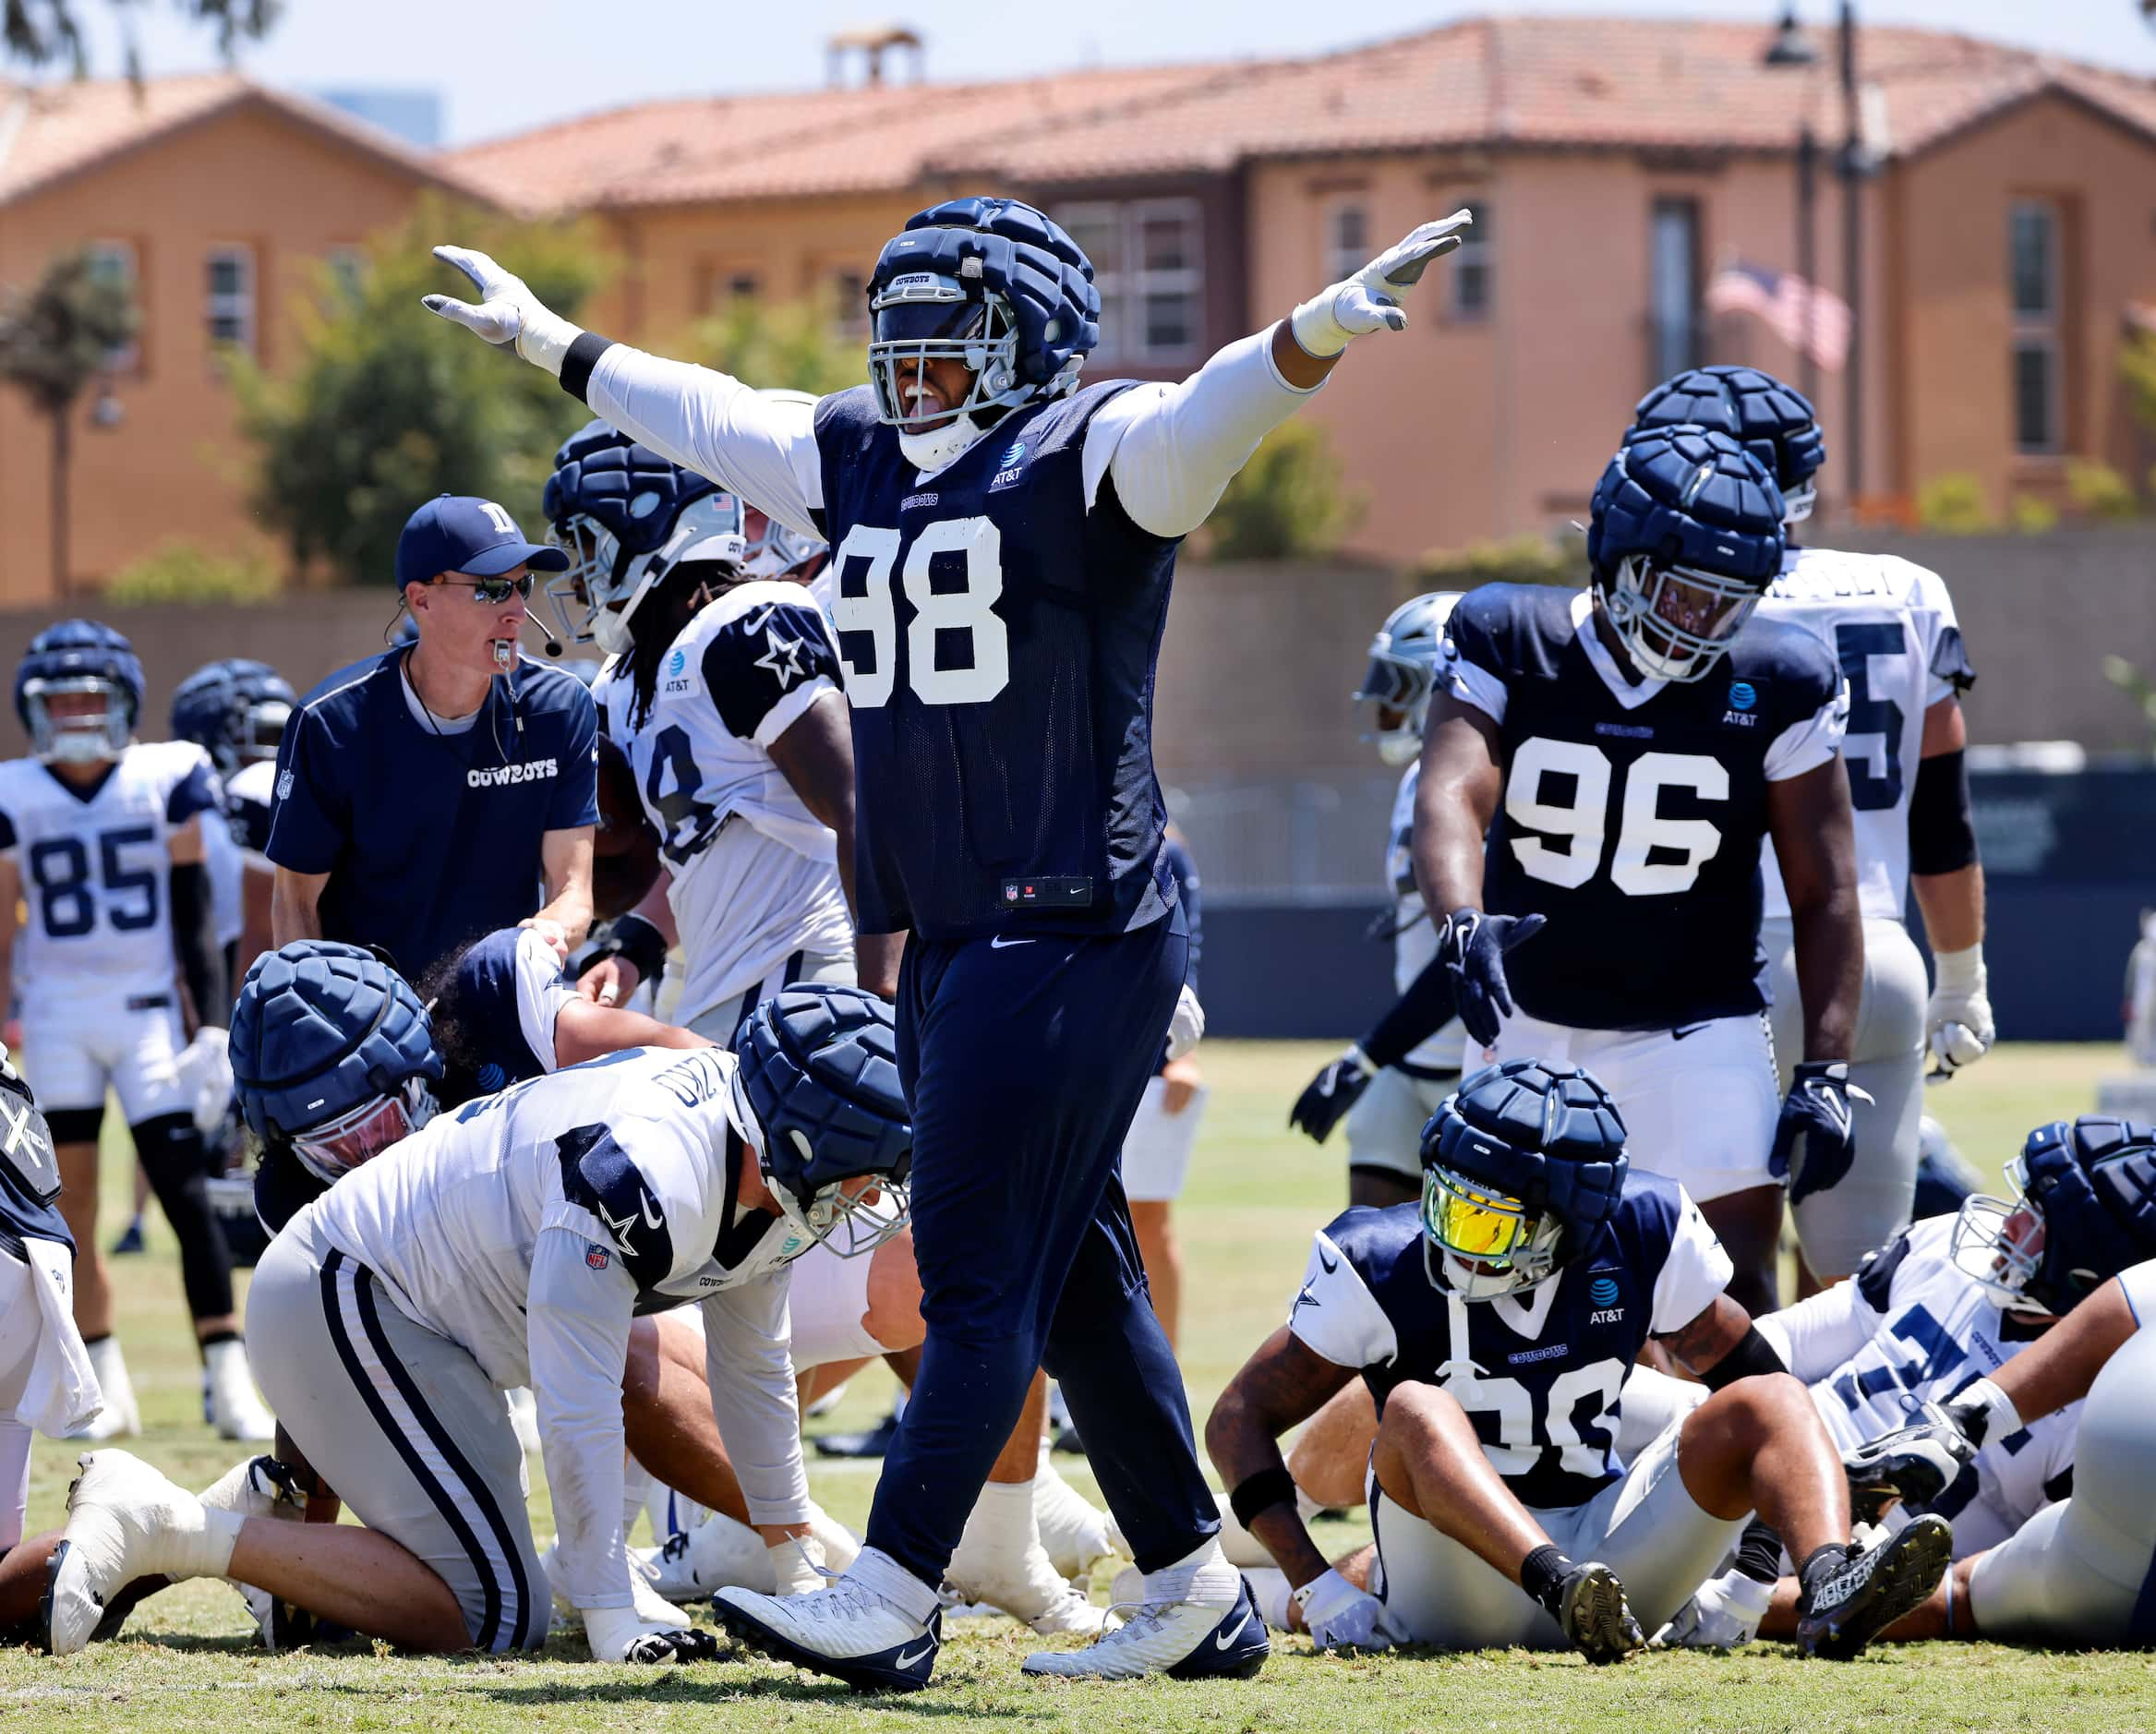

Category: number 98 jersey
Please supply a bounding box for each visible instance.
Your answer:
[0,741,217,1005]
[1442,584,1846,1031]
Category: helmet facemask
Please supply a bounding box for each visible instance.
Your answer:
[1601,555,1765,683]
[25,678,129,764]
[1421,1162,1565,1300]
[241,698,291,765]
[1781,476,1818,526]
[552,497,746,656]
[287,1075,437,1187]
[1949,1155,2055,1317]
[729,1068,911,1263]
[868,271,1042,471]
[1355,648,1434,767]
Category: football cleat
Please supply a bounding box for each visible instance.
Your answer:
[1843,1403,1978,1523]
[1020,1576,1268,1681]
[945,1531,1104,1638]
[1795,1515,1953,1659]
[1651,1570,1771,1651]
[43,1451,236,1655]
[713,1578,941,1692]
[109,1219,146,1257]
[813,1410,901,1459]
[198,1455,307,1649]
[1035,1463,1121,1581]
[1554,1561,1644,1664]
[69,1337,139,1440]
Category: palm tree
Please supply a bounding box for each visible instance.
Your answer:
[0,251,138,599]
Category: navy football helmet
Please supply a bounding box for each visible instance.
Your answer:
[231,940,443,1186]
[540,420,746,655]
[1355,591,1462,766]
[1419,1059,1629,1299]
[731,983,912,1259]
[1950,1116,2156,1318]
[1587,426,1787,684]
[865,196,1101,440]
[171,657,295,778]
[15,620,143,765]
[1631,366,1827,526]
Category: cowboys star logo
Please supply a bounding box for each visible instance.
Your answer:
[753,624,807,687]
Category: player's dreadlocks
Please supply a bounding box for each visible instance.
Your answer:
[623,561,732,734]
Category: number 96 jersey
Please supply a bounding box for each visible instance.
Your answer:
[0,741,217,1005]
[1442,584,1847,1032]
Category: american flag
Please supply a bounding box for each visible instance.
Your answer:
[1705,260,1851,373]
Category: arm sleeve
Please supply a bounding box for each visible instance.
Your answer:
[583,347,825,540]
[512,927,577,1073]
[1763,675,1850,782]
[1648,1189,1735,1334]
[546,688,601,832]
[1284,1229,1401,1370]
[264,710,346,874]
[700,1276,812,1527]
[1753,1271,1880,1381]
[527,1227,638,1611]
[1081,330,1321,539]
[1360,950,1459,1073]
[702,603,843,746]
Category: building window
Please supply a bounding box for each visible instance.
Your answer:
[1054,199,1203,366]
[325,246,367,304]
[830,269,868,339]
[2008,199,2061,455]
[1326,200,1368,282]
[727,271,759,302]
[1450,201,1491,319]
[1649,199,1702,383]
[84,241,140,372]
[206,246,255,356]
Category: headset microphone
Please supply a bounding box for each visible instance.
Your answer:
[524,607,564,658]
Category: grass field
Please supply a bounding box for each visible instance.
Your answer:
[9,1039,2153,1732]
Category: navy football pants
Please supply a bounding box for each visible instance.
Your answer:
[862,908,1220,1583]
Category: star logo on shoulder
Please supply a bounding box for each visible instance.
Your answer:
[754,625,807,687]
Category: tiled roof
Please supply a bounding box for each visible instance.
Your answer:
[0,71,498,206]
[450,17,2156,210]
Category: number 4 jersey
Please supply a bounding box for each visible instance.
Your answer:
[1442,584,1847,1031]
[1758,547,1976,923]
[0,741,218,1006]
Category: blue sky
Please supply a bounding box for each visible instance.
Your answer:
[46,0,2156,145]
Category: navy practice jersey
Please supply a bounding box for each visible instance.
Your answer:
[813,383,1183,940]
[1289,1174,1730,1508]
[1442,585,1846,1030]
[0,1076,70,1265]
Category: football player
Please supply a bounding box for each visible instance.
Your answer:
[427,195,1475,1686]
[0,622,271,1440]
[170,657,295,989]
[1414,429,1860,1314]
[1207,1059,1950,1660]
[1630,367,1987,1280]
[1290,592,1471,1207]
[43,959,913,1660]
[542,423,897,1028]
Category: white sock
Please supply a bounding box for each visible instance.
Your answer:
[621,1458,654,1542]
[165,1503,246,1583]
[810,1500,861,1574]
[849,1545,941,1626]
[1142,1536,1238,1608]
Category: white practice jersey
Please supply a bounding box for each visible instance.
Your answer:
[1759,548,1973,922]
[200,770,243,951]
[609,584,853,1026]
[1759,1217,2076,1557]
[225,757,277,870]
[1383,763,1466,1074]
[0,741,219,1005]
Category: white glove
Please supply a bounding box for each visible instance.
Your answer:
[767,1532,827,1596]
[582,1601,719,1664]
[422,246,584,377]
[1289,211,1473,358]
[1926,945,1995,1078]
[174,1027,233,1139]
[1165,982,1206,1062]
[1652,1570,1771,1650]
[1295,1567,1409,1652]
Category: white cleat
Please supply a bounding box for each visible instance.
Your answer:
[70,1338,139,1439]
[1021,1575,1269,1680]
[1035,1462,1122,1581]
[539,1539,696,1629]
[714,1575,942,1692]
[204,1341,276,1441]
[635,1502,861,1600]
[946,1532,1104,1637]
[42,1451,239,1655]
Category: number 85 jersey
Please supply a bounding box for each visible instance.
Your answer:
[1442,584,1847,1031]
[0,741,218,1005]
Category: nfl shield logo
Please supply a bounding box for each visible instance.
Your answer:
[585,1245,610,1270]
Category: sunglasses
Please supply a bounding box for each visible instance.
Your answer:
[432,573,536,604]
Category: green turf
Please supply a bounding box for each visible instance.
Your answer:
[7,1040,2151,1731]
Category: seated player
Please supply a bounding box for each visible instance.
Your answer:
[1655,1115,2156,1648]
[1206,1059,1951,1662]
[42,966,913,1660]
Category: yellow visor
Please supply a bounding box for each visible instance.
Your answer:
[1425,1169,1533,1261]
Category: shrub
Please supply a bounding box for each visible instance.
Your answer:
[2065,458,2137,521]
[1415,534,1578,589]
[1198,421,1366,560]
[2009,493,2060,535]
[104,540,279,606]
[1914,474,1995,534]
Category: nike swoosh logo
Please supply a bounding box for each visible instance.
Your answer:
[989,935,1035,949]
[894,1642,934,1668]
[1213,1607,1255,1650]
[1671,1023,1712,1041]
[1318,1248,1339,1274]
[640,1193,662,1232]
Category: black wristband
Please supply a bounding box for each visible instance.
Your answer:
[610,913,668,984]
[1227,1466,1298,1530]
[560,330,616,404]
[1699,1323,1788,1391]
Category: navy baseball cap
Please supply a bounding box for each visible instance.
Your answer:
[395,494,569,591]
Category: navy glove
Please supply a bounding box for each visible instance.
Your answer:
[1439,909,1546,1048]
[1771,1061,1872,1204]
[1290,1048,1376,1145]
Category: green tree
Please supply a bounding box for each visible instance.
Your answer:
[234,197,611,586]
[1199,420,1366,561]
[679,292,865,398]
[4,0,274,74]
[0,248,138,597]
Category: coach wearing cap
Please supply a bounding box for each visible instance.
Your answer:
[266,494,599,981]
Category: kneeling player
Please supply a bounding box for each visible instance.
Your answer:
[1207,1060,1949,1661]
[43,966,912,1660]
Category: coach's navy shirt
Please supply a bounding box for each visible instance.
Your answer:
[266,648,598,981]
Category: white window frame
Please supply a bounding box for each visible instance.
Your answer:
[1447,199,1492,320]
[84,240,140,372]
[206,244,256,358]
[829,267,869,340]
[1055,198,1204,367]
[1648,199,1702,387]
[325,246,367,305]
[1325,198,1370,283]
[2008,199,2063,457]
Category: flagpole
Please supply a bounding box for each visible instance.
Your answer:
[1839,0,1862,516]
